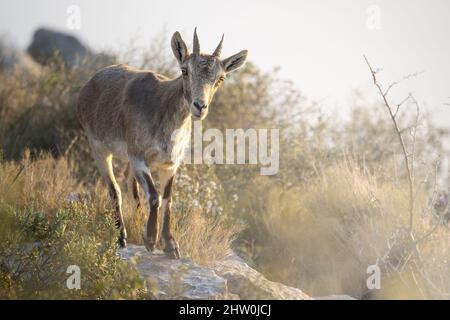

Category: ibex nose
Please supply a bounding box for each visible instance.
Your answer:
[193,101,207,112]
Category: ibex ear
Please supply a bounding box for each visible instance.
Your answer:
[222,50,248,73]
[171,32,189,64]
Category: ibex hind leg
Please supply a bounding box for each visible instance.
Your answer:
[90,140,127,247]
[125,163,141,209]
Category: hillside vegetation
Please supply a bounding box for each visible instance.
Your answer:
[0,35,449,299]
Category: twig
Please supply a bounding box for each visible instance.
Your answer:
[394,93,413,119]
[383,71,424,97]
[10,164,25,186]
[64,134,79,157]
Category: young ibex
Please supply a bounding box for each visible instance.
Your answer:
[77,29,248,258]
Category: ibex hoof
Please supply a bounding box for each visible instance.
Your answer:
[164,239,180,259]
[145,242,156,252]
[118,237,127,248]
[143,234,156,252]
[164,247,180,259]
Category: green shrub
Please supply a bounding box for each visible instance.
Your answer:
[0,154,146,299]
[0,204,146,299]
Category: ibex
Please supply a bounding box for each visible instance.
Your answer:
[77,29,248,258]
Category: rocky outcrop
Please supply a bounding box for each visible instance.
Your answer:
[213,254,311,300]
[27,28,114,68]
[120,245,229,300]
[120,244,312,300]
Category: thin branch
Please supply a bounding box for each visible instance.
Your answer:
[383,71,424,97]
[364,55,415,234]
[394,93,413,119]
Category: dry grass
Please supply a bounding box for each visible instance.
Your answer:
[240,161,450,299]
[119,169,242,266]
[173,208,242,265]
[121,201,241,266]
[0,151,81,215]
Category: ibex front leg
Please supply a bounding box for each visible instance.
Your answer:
[131,157,160,252]
[159,168,180,259]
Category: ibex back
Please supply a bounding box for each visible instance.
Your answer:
[77,29,248,258]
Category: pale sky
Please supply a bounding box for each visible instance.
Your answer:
[1,0,449,127]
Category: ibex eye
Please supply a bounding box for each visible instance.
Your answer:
[181,68,188,76]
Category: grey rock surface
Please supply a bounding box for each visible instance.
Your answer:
[315,294,356,300]
[119,245,228,300]
[214,254,312,300]
[120,245,314,300]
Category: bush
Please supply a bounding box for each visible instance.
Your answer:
[0,153,146,299]
[0,59,88,160]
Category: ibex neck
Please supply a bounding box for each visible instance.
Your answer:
[161,76,191,136]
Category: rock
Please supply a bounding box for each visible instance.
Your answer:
[120,245,312,300]
[315,295,356,300]
[119,245,228,300]
[430,190,450,225]
[27,28,114,68]
[214,254,311,300]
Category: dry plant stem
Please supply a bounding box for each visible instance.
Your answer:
[363,58,437,291]
[364,55,415,235]
[64,134,79,157]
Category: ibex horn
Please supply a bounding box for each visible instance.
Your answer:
[193,27,200,55]
[213,34,224,57]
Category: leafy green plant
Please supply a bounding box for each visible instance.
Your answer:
[0,154,146,299]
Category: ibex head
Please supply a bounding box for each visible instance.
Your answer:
[171,28,248,120]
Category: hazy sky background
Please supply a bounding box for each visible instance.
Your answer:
[1,0,449,127]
